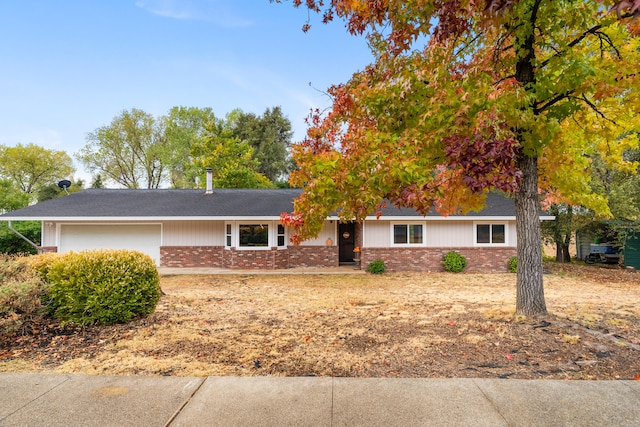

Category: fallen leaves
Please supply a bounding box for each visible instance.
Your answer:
[1,264,639,379]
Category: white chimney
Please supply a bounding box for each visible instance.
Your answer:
[205,168,213,194]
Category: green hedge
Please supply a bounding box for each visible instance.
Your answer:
[39,250,161,326]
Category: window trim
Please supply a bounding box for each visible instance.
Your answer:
[225,222,232,248]
[277,223,287,248]
[473,222,508,246]
[390,222,426,246]
[237,223,270,249]
[225,221,287,250]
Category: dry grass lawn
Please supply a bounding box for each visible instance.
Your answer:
[1,263,639,380]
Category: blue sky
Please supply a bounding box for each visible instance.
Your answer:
[0,0,373,182]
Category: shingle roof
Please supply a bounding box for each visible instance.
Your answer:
[0,188,522,219]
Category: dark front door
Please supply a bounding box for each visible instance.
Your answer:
[339,222,355,263]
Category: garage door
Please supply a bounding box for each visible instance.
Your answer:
[59,224,162,265]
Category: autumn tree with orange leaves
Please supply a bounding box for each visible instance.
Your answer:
[275,0,640,316]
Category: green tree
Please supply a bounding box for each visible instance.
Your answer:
[91,174,105,189]
[77,108,167,189]
[36,179,84,202]
[541,204,583,263]
[230,106,294,182]
[0,143,75,199]
[164,106,218,188]
[277,1,640,316]
[0,180,29,213]
[191,121,274,189]
[0,221,40,255]
[592,137,640,221]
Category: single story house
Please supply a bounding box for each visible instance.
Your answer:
[1,183,553,272]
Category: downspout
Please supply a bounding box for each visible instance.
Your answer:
[7,220,41,253]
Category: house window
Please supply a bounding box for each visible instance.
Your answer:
[277,224,286,247]
[225,223,232,247]
[476,224,506,244]
[393,224,424,245]
[239,224,269,247]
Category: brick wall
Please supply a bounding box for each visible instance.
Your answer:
[224,247,283,270]
[160,245,338,269]
[362,247,517,272]
[288,246,339,268]
[39,246,58,253]
[161,245,514,271]
[160,246,225,268]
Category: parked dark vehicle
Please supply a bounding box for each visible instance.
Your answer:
[584,243,620,264]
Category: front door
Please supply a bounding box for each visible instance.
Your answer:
[339,222,355,263]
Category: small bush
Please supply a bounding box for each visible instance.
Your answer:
[0,254,49,335]
[367,259,386,274]
[508,256,518,273]
[44,250,161,326]
[29,252,61,278]
[443,251,467,273]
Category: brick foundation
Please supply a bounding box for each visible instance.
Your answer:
[362,247,517,272]
[160,245,515,271]
[38,247,58,253]
[160,245,339,269]
[287,246,339,268]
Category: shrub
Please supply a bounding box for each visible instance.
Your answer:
[508,256,518,273]
[367,259,386,274]
[29,252,61,278]
[0,254,49,335]
[44,250,161,326]
[443,251,467,273]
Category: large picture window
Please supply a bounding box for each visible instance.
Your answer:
[476,224,506,244]
[393,224,424,245]
[239,224,269,247]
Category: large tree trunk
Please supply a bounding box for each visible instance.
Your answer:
[515,155,548,316]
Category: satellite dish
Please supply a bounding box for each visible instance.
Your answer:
[57,180,72,195]
[57,180,72,189]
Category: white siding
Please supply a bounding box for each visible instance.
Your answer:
[362,219,517,248]
[508,222,517,246]
[427,222,474,247]
[162,221,224,246]
[363,221,390,247]
[300,221,337,246]
[42,222,56,246]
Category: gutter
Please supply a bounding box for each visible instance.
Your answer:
[7,220,40,252]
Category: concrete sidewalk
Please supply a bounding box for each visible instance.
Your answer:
[1,374,639,426]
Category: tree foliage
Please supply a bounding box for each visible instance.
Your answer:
[77,108,167,189]
[229,106,294,183]
[0,221,40,255]
[277,0,640,315]
[0,143,75,198]
[592,136,640,221]
[36,179,84,203]
[0,180,29,213]
[190,120,274,189]
[79,106,291,189]
[164,106,217,188]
